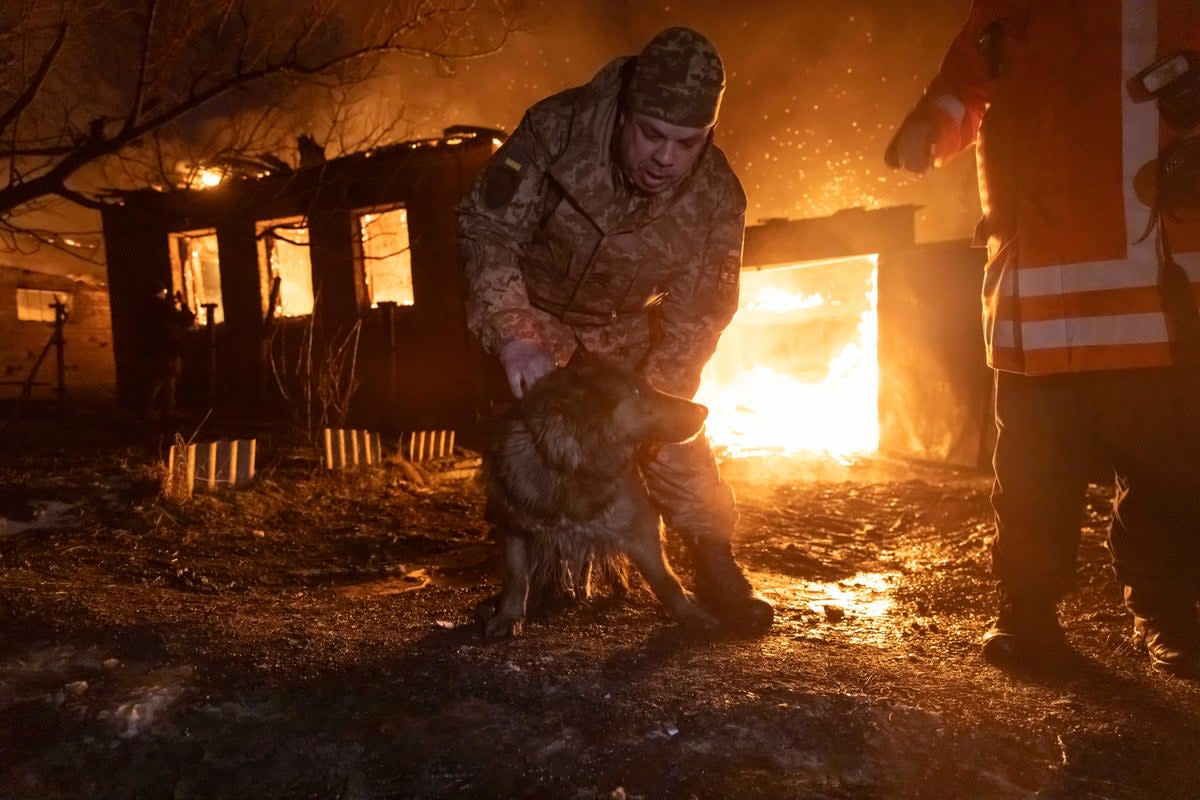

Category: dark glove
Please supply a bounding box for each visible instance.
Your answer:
[499,338,556,399]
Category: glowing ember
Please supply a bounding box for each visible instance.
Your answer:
[191,167,226,188]
[697,255,879,460]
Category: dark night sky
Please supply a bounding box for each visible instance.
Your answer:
[390,0,980,243]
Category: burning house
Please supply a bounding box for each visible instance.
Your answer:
[101,132,987,465]
[100,128,502,435]
[701,206,991,468]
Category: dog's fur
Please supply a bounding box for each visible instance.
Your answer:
[478,354,717,638]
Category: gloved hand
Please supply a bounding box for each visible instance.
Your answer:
[884,116,936,174]
[499,338,556,399]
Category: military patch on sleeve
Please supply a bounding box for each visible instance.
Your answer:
[717,249,741,299]
[483,156,524,209]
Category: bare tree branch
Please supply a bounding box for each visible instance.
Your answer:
[0,0,519,233]
[53,184,106,211]
[0,21,68,137]
[123,0,160,133]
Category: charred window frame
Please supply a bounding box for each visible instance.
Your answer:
[168,228,223,324]
[354,205,414,308]
[255,217,314,319]
[16,288,71,323]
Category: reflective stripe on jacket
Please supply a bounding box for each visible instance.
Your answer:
[912,0,1200,374]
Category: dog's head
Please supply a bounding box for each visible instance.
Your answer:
[519,353,708,472]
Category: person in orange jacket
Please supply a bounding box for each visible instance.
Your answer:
[887,0,1200,675]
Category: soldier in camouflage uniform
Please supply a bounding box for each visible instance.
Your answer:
[458,27,773,634]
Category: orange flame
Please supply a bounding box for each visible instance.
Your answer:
[697,255,879,460]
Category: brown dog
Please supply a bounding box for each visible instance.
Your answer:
[477,354,718,638]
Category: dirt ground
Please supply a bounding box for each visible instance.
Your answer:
[2,407,1200,800]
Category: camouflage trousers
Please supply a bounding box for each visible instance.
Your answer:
[638,434,739,542]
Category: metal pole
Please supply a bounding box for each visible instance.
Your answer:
[380,301,399,424]
[53,300,67,403]
[202,303,218,409]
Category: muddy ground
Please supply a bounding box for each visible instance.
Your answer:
[1,407,1199,800]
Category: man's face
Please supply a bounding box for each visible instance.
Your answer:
[616,111,711,194]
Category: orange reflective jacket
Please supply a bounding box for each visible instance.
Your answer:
[912,0,1200,374]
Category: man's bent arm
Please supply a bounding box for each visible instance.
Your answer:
[893,0,1029,165]
[458,109,558,354]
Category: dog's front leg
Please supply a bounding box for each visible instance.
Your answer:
[483,532,531,639]
[573,554,593,601]
[624,531,718,630]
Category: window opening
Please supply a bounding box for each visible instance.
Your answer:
[357,206,413,307]
[256,217,313,318]
[16,288,71,322]
[168,229,223,324]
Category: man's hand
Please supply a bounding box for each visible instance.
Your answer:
[499,338,556,399]
[885,117,936,174]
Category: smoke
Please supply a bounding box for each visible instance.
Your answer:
[363,1,634,142]
[675,0,980,242]
[30,0,980,254]
[372,0,980,243]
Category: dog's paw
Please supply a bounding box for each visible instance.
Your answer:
[483,614,524,639]
[472,597,520,642]
[476,595,526,639]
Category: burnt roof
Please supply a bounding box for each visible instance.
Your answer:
[99,126,507,207]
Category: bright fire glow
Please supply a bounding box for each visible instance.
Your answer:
[800,571,894,618]
[198,168,224,187]
[180,166,227,189]
[696,254,879,460]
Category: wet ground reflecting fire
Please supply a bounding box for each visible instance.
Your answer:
[758,570,899,646]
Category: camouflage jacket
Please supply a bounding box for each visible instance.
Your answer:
[458,57,746,399]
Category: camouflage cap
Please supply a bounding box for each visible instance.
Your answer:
[628,27,724,129]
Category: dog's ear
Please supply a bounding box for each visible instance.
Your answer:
[530,410,583,471]
[522,382,587,471]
